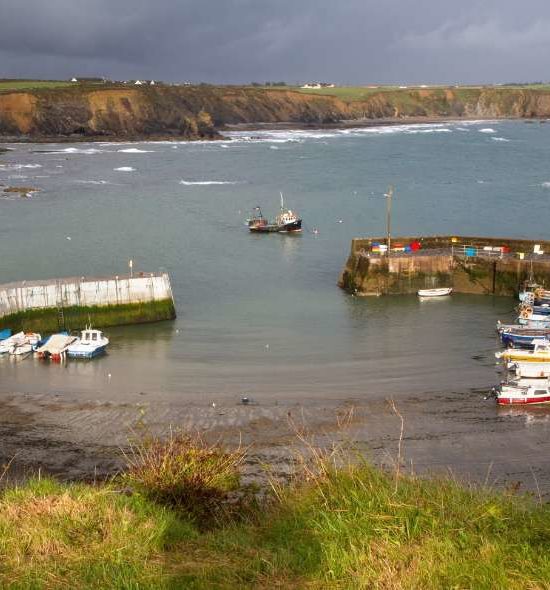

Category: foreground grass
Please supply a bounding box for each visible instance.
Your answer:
[2,457,550,589]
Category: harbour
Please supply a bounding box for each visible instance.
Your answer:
[2,120,550,492]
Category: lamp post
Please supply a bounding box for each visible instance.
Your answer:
[384,185,394,255]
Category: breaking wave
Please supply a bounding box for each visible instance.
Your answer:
[492,137,510,142]
[117,148,155,153]
[49,147,106,155]
[114,167,136,172]
[179,179,238,185]
[479,128,496,134]
[75,180,110,185]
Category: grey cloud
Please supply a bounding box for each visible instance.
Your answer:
[1,0,550,83]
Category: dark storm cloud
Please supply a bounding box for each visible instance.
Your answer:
[1,0,550,83]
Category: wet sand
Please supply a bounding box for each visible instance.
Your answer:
[2,387,550,497]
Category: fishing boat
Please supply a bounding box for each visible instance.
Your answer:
[500,327,550,349]
[493,379,550,405]
[247,194,302,233]
[66,328,109,359]
[417,287,453,298]
[496,339,550,363]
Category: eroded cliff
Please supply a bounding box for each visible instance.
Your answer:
[1,85,550,140]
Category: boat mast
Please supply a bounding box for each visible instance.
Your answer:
[385,185,394,255]
[280,191,284,212]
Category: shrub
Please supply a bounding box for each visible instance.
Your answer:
[121,430,246,525]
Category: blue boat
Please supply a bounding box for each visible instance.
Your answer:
[0,329,11,341]
[66,329,109,359]
[500,328,550,349]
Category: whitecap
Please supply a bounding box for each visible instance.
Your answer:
[541,182,550,188]
[269,145,279,150]
[479,128,496,134]
[117,148,155,153]
[114,167,135,172]
[12,163,42,169]
[179,179,238,185]
[66,147,104,154]
[75,180,110,185]
[492,137,510,142]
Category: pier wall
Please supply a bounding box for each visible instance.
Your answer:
[339,236,550,296]
[0,273,176,332]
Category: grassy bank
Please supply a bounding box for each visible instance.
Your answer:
[0,298,176,333]
[1,435,549,589]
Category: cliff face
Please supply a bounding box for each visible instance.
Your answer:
[1,85,550,140]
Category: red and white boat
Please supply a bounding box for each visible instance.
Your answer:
[495,379,550,405]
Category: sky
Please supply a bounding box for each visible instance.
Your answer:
[1,0,549,85]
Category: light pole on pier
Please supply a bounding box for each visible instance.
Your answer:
[385,185,394,255]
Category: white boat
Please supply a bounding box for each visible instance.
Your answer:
[510,362,550,379]
[0,332,40,355]
[417,287,452,298]
[67,328,109,359]
[495,379,550,405]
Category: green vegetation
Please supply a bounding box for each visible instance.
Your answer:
[0,299,176,333]
[1,433,550,589]
[0,80,74,92]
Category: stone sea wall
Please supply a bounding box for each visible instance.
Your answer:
[0,273,176,331]
[339,236,550,296]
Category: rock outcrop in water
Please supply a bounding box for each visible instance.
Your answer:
[2,85,550,140]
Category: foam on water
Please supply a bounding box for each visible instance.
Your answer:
[492,137,510,142]
[50,147,106,155]
[117,148,155,153]
[179,179,238,185]
[75,180,110,185]
[114,167,136,172]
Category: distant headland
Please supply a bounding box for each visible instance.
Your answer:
[2,79,550,141]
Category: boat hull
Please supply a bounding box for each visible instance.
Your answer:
[497,395,550,405]
[417,287,452,297]
[67,344,107,359]
[249,219,302,233]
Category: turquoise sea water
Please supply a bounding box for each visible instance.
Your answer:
[0,120,548,400]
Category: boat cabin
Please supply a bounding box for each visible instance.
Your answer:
[80,329,104,344]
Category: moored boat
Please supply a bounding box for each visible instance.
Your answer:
[494,379,550,405]
[0,332,40,355]
[417,287,452,298]
[66,328,109,359]
[510,361,550,379]
[0,329,11,341]
[500,327,550,349]
[35,333,78,361]
[496,339,550,363]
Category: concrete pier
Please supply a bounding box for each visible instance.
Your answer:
[0,272,176,332]
[339,236,550,296]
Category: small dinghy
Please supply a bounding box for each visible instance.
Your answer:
[67,328,109,359]
[417,287,452,298]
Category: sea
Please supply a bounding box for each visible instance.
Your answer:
[2,119,550,486]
